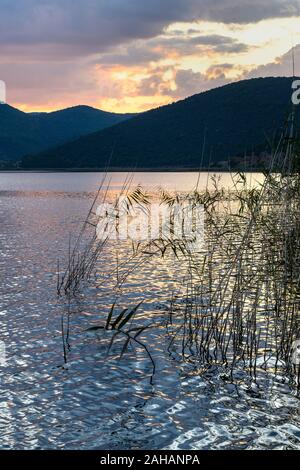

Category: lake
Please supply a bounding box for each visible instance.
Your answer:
[0,172,299,450]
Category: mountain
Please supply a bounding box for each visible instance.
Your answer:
[0,104,134,161]
[21,77,300,170]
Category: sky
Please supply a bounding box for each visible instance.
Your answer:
[0,0,300,113]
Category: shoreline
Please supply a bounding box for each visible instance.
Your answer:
[0,167,265,173]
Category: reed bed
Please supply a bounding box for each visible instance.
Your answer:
[58,110,300,390]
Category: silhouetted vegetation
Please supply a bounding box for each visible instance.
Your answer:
[22,77,300,170]
[58,111,300,391]
[0,104,134,161]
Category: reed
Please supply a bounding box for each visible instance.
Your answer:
[58,110,300,390]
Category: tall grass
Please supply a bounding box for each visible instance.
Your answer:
[58,110,300,389]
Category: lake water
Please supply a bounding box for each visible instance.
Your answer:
[0,170,264,192]
[0,172,299,450]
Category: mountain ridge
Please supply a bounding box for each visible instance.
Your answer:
[0,104,135,161]
[21,77,300,171]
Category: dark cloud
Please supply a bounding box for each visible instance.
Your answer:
[96,35,249,69]
[156,34,249,53]
[213,43,249,53]
[0,1,299,57]
[188,35,249,53]
[196,0,300,23]
[1,1,299,110]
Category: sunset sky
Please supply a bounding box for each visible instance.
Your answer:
[0,0,300,113]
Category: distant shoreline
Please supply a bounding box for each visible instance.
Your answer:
[0,167,265,173]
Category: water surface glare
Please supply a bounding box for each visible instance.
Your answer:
[0,172,299,450]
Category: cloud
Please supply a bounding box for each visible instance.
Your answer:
[0,1,299,111]
[247,44,300,78]
[206,63,235,78]
[136,66,175,96]
[96,34,249,69]
[157,34,249,54]
[97,43,163,66]
[195,0,300,24]
[0,56,126,110]
[172,67,235,98]
[0,1,299,58]
[188,35,249,53]
[135,62,240,100]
